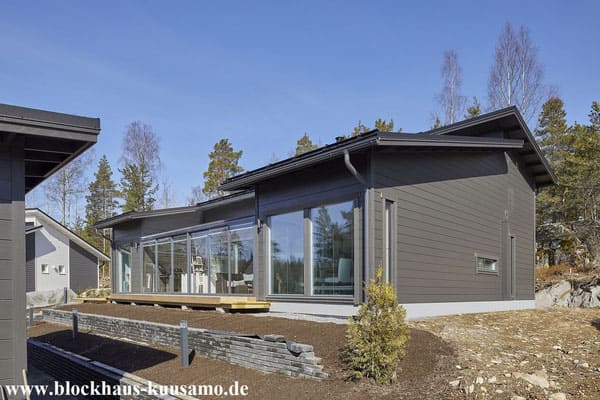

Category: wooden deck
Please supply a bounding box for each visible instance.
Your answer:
[75,297,109,304]
[109,293,271,311]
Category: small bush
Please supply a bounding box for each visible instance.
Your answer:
[344,266,410,384]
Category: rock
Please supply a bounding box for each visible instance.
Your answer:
[495,389,504,394]
[488,376,497,384]
[449,380,460,387]
[475,376,484,384]
[456,365,462,369]
[549,393,567,400]
[581,362,589,368]
[514,372,550,389]
[511,396,526,400]
[467,384,474,394]
[536,280,572,308]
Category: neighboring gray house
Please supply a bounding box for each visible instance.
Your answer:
[25,208,109,294]
[0,103,100,391]
[96,107,554,318]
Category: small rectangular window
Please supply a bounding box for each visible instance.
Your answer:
[58,265,66,275]
[41,264,49,274]
[476,255,498,274]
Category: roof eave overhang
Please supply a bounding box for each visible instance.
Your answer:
[0,104,101,193]
[94,191,255,230]
[427,107,556,187]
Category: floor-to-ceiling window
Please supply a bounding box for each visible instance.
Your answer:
[142,242,156,292]
[140,219,254,295]
[312,201,354,296]
[173,235,188,293]
[230,226,254,293]
[190,232,210,294]
[269,211,305,295]
[117,244,131,293]
[156,239,172,292]
[269,200,355,297]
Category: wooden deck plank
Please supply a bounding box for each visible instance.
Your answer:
[109,294,270,311]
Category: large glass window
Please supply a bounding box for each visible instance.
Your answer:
[157,239,172,292]
[210,231,230,294]
[190,233,210,294]
[230,227,254,294]
[142,242,156,292]
[270,211,305,295]
[312,201,354,296]
[173,235,188,293]
[117,244,131,293]
[138,219,254,295]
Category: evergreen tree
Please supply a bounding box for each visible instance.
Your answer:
[431,116,442,129]
[119,121,161,212]
[120,162,158,212]
[202,139,244,198]
[351,120,369,137]
[535,97,570,223]
[374,118,398,132]
[83,155,119,252]
[295,133,318,155]
[465,97,481,119]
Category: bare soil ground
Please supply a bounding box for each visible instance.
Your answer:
[29,304,600,399]
[29,303,457,399]
[413,307,600,399]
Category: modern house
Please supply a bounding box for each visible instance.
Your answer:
[0,103,100,390]
[25,208,110,294]
[96,107,554,318]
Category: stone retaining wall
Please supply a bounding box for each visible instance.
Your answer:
[41,309,328,379]
[28,339,183,399]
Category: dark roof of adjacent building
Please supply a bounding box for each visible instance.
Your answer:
[25,208,110,262]
[0,103,101,192]
[93,190,254,229]
[220,106,554,191]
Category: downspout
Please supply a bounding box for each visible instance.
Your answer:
[344,150,369,303]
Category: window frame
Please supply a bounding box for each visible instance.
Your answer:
[475,254,499,275]
[57,264,66,275]
[41,264,49,274]
[267,197,357,299]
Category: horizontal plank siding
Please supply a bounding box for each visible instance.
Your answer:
[373,149,535,304]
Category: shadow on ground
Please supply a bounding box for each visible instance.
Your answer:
[31,328,177,373]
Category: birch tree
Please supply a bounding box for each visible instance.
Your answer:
[119,121,161,212]
[44,151,93,226]
[488,22,546,123]
[437,50,466,125]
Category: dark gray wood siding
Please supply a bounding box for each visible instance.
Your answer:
[0,136,26,386]
[26,233,35,292]
[371,149,535,303]
[69,241,98,292]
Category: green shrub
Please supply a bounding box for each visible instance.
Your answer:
[345,266,410,384]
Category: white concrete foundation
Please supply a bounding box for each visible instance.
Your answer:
[269,300,536,320]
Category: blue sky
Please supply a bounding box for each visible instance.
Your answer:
[2,1,598,212]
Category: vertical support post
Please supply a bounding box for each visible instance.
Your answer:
[64,287,68,304]
[28,304,33,328]
[180,320,189,367]
[72,309,78,339]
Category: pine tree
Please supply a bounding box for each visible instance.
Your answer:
[535,97,570,223]
[351,120,369,137]
[295,133,318,155]
[374,118,397,132]
[83,155,119,252]
[120,162,158,212]
[202,139,244,198]
[465,97,481,119]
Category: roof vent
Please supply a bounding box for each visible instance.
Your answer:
[335,136,346,142]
